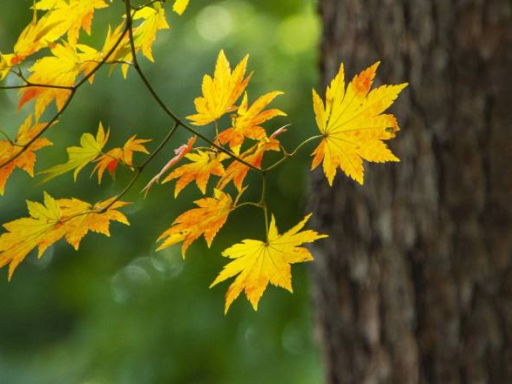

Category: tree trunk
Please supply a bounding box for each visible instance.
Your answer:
[310,1,512,383]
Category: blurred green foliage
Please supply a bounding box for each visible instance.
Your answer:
[0,0,323,383]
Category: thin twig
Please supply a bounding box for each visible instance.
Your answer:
[131,0,165,11]
[264,135,322,172]
[101,121,180,211]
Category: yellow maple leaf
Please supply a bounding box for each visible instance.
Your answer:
[0,0,107,77]
[157,189,235,257]
[8,17,61,66]
[18,42,100,119]
[0,192,129,280]
[92,135,150,183]
[56,196,130,249]
[34,0,109,46]
[173,0,190,15]
[187,50,252,126]
[0,115,53,194]
[217,91,286,154]
[39,122,109,183]
[311,62,408,185]
[132,3,170,62]
[162,150,226,197]
[210,214,327,313]
[99,23,132,78]
[217,130,283,192]
[0,54,14,81]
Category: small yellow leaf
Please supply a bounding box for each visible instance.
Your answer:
[173,0,190,15]
[132,3,170,62]
[18,42,101,119]
[39,122,109,183]
[187,50,252,126]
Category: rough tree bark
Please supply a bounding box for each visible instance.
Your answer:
[310,1,512,383]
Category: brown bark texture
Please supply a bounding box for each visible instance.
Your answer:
[310,1,512,383]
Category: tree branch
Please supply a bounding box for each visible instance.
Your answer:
[123,0,262,173]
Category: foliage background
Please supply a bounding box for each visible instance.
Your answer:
[0,0,322,383]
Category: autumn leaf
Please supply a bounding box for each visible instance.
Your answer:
[39,122,109,183]
[173,0,190,15]
[217,91,286,154]
[162,149,226,197]
[0,54,14,81]
[0,192,129,280]
[34,0,109,46]
[92,135,150,183]
[132,3,170,62]
[157,189,235,257]
[93,148,123,183]
[142,136,196,197]
[210,214,327,313]
[217,130,283,192]
[311,62,408,185]
[187,50,252,126]
[0,115,53,194]
[6,15,62,67]
[56,196,130,249]
[0,0,106,73]
[18,42,100,119]
[121,136,151,166]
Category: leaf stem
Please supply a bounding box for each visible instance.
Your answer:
[260,171,269,240]
[235,201,262,210]
[264,135,322,172]
[131,0,164,11]
[0,129,13,144]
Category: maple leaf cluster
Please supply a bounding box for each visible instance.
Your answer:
[0,0,407,313]
[144,51,406,312]
[0,192,129,280]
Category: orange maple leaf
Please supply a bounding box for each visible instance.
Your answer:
[92,135,150,183]
[187,50,252,126]
[217,130,283,192]
[0,115,52,194]
[162,149,226,197]
[311,62,407,185]
[217,91,286,154]
[157,189,236,257]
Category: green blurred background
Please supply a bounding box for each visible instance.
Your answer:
[0,0,322,383]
